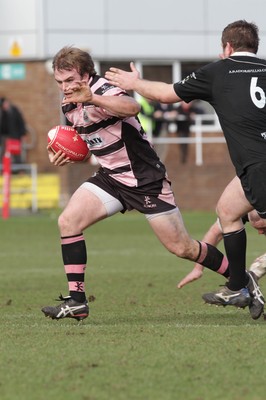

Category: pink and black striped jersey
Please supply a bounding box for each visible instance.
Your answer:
[62,75,167,187]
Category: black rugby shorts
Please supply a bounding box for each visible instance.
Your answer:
[240,162,266,219]
[87,170,177,215]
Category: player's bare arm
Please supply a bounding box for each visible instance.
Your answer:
[62,80,140,118]
[177,221,223,288]
[91,93,140,118]
[177,265,204,289]
[105,62,181,104]
[248,210,266,235]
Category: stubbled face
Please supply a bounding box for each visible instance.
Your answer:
[54,68,89,99]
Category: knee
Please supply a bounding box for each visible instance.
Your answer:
[58,209,86,236]
[216,202,231,223]
[167,240,196,260]
[216,202,224,219]
[58,211,70,232]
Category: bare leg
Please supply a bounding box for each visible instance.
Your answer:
[58,187,109,236]
[147,209,227,279]
[148,210,199,260]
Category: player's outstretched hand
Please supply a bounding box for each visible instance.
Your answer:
[177,264,204,289]
[105,62,140,91]
[62,80,93,104]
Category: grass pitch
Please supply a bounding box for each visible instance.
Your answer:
[0,210,266,400]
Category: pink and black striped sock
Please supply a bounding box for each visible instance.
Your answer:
[196,241,229,277]
[61,233,87,303]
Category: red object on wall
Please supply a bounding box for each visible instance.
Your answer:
[2,152,11,219]
[5,138,21,155]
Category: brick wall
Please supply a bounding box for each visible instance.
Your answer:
[0,61,61,172]
[163,139,235,211]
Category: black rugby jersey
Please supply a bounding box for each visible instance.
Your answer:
[174,54,266,176]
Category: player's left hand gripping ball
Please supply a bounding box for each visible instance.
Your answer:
[47,125,90,161]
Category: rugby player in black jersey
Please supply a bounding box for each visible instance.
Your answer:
[106,20,266,319]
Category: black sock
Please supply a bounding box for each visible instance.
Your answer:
[223,228,247,291]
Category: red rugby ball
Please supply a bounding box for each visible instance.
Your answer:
[47,125,90,161]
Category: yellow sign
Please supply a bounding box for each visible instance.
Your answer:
[9,41,22,57]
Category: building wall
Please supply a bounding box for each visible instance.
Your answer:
[0,0,266,60]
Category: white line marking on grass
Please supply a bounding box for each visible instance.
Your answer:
[175,324,261,328]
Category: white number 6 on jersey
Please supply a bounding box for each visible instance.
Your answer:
[250,77,266,108]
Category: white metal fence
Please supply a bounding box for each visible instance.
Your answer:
[0,163,38,213]
[151,114,225,166]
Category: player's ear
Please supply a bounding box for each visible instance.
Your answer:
[223,42,234,58]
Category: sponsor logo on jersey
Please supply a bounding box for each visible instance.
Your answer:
[85,133,103,147]
[100,83,116,94]
[180,72,196,85]
[143,196,157,209]
[83,109,90,122]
